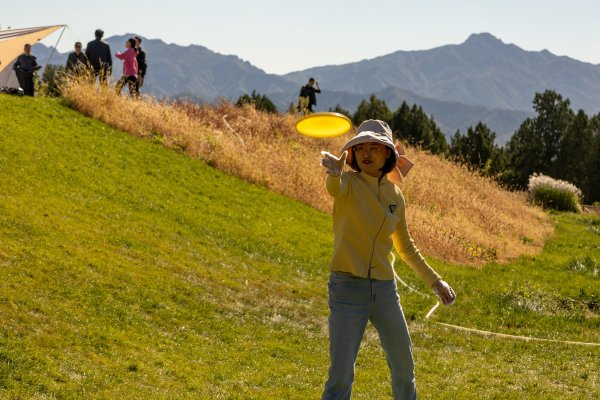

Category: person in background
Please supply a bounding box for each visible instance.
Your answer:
[13,43,41,96]
[298,77,321,113]
[66,42,90,75]
[115,38,139,97]
[134,36,147,95]
[319,120,456,399]
[85,29,112,84]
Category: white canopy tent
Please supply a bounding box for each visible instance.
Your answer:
[0,25,65,88]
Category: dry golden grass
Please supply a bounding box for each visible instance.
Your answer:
[401,150,550,264]
[61,80,552,265]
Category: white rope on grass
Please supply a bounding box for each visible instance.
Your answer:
[391,253,438,318]
[434,322,600,347]
[425,302,440,320]
[391,253,431,298]
[222,115,245,146]
[390,254,600,347]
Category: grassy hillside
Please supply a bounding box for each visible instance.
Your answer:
[61,81,551,266]
[0,96,598,399]
[0,96,333,398]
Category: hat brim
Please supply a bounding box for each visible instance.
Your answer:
[344,138,415,179]
[343,133,399,168]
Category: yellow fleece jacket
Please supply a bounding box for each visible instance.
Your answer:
[326,171,441,287]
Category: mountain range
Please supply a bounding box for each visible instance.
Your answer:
[32,32,600,144]
[283,33,600,113]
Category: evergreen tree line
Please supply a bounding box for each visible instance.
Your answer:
[236,89,599,202]
[329,91,600,204]
[236,90,278,113]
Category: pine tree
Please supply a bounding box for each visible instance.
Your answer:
[390,101,411,139]
[501,90,575,189]
[532,90,575,177]
[557,110,591,199]
[328,104,352,119]
[352,94,392,125]
[501,118,542,188]
[390,102,448,154]
[450,122,498,171]
[587,114,600,202]
[236,90,277,114]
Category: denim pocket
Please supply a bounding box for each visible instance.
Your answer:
[328,274,369,306]
[330,271,360,284]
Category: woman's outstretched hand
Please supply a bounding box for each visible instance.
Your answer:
[432,280,456,306]
[320,150,348,177]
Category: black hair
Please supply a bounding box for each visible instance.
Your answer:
[95,29,104,39]
[349,145,397,175]
[348,148,360,171]
[134,36,142,44]
[381,151,398,174]
[127,38,136,48]
[75,41,82,47]
[308,77,315,82]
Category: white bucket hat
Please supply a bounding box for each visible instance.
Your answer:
[342,120,414,179]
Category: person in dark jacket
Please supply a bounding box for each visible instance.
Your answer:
[85,29,112,84]
[13,44,41,96]
[66,42,90,75]
[134,36,147,95]
[298,77,321,113]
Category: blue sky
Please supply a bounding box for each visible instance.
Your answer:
[2,0,599,74]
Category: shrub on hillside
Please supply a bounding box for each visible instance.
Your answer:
[328,104,352,119]
[528,173,582,212]
[236,90,277,114]
[40,64,66,97]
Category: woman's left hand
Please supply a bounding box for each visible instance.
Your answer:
[432,280,456,306]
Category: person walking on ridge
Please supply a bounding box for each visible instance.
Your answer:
[298,77,321,113]
[66,42,90,75]
[85,29,112,84]
[320,119,456,399]
[115,38,139,97]
[134,36,147,95]
[13,43,41,96]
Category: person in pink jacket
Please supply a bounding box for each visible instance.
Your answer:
[115,38,139,97]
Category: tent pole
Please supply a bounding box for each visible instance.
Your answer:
[45,25,66,67]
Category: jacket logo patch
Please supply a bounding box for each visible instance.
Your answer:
[389,204,397,213]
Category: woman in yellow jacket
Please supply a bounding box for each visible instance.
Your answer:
[320,120,456,399]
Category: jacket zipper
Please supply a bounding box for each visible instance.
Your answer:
[367,177,386,279]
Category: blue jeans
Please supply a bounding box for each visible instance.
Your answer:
[322,272,417,400]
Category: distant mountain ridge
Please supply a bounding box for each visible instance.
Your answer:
[32,32,600,143]
[33,34,295,100]
[284,33,600,113]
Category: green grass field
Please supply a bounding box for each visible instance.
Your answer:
[0,96,598,399]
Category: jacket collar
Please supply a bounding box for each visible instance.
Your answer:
[359,171,388,185]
